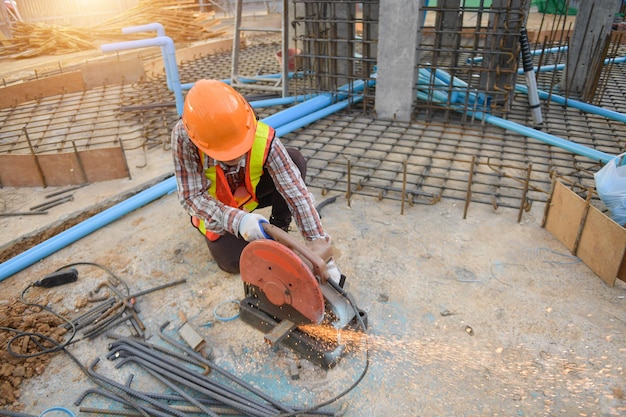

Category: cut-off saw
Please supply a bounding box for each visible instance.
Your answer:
[239,223,367,368]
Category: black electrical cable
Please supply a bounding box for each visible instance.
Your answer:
[315,195,338,218]
[5,261,134,357]
[2,261,153,417]
[7,282,78,359]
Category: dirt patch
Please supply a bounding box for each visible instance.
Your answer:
[0,296,66,410]
[0,209,103,264]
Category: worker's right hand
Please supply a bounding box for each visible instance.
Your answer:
[238,213,270,242]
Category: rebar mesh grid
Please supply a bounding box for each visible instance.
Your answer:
[1,10,625,216]
[414,1,528,121]
[0,86,138,154]
[290,0,378,113]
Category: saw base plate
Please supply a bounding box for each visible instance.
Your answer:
[239,296,345,368]
[239,286,368,368]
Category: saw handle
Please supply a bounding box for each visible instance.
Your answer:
[262,223,330,284]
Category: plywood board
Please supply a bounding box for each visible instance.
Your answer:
[78,147,129,183]
[577,205,626,286]
[545,180,626,287]
[0,146,128,186]
[544,180,586,252]
[0,71,84,109]
[0,154,45,187]
[38,152,86,186]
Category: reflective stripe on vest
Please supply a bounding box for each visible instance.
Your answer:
[192,122,274,241]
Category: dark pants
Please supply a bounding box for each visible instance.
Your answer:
[204,148,307,273]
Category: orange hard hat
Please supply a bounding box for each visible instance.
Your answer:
[182,79,257,161]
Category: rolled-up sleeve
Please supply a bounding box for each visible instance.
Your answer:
[171,120,245,237]
[266,138,329,242]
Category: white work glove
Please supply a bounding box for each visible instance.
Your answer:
[238,213,270,242]
[326,258,343,285]
[305,239,342,285]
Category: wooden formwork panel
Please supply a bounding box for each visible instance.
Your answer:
[37,152,85,186]
[0,72,84,109]
[545,180,626,287]
[78,147,130,183]
[0,146,129,187]
[0,154,46,187]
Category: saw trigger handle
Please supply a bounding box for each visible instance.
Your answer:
[261,223,330,284]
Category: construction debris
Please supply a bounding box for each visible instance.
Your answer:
[0,0,227,58]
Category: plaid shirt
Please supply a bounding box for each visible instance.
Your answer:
[171,119,328,241]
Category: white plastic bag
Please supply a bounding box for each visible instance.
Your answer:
[594,152,626,226]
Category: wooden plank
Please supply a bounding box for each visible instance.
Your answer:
[38,152,85,186]
[0,147,128,186]
[618,257,626,282]
[0,154,45,187]
[544,180,586,252]
[0,71,84,109]
[577,206,626,287]
[545,180,626,287]
[78,147,129,183]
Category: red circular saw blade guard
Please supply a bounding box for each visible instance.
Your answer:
[240,239,325,324]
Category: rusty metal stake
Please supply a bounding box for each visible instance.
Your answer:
[30,195,74,212]
[541,169,558,228]
[517,163,533,223]
[400,159,407,215]
[572,187,593,256]
[23,127,47,188]
[346,158,351,207]
[463,155,476,219]
[72,141,89,184]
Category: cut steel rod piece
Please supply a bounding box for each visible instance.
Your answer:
[158,322,296,414]
[108,341,277,414]
[88,358,192,417]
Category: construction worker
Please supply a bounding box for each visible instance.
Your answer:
[172,79,336,276]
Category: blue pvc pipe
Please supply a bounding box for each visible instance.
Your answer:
[264,80,371,128]
[472,110,614,163]
[249,94,318,109]
[0,178,178,281]
[122,23,165,37]
[263,95,338,127]
[275,95,364,137]
[515,84,626,125]
[517,55,626,75]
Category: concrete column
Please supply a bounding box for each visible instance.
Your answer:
[562,0,621,96]
[375,0,421,121]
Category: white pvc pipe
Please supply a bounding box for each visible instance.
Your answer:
[102,36,184,115]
